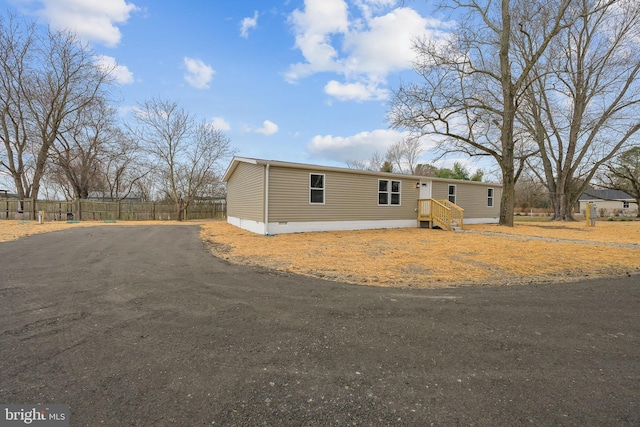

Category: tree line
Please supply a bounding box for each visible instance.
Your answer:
[347,138,484,181]
[0,13,235,221]
[387,0,640,225]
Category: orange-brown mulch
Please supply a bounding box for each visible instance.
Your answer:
[200,220,640,288]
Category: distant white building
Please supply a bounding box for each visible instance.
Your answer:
[578,190,637,216]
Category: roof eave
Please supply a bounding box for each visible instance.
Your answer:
[222,156,503,187]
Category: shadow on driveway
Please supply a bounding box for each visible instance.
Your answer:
[0,225,638,425]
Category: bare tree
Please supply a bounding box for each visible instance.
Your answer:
[345,151,387,171]
[518,0,640,220]
[389,0,575,225]
[0,13,113,215]
[414,163,438,176]
[385,136,424,174]
[130,99,235,221]
[0,14,36,210]
[47,99,114,199]
[514,173,551,212]
[100,133,149,201]
[47,100,148,201]
[345,159,368,170]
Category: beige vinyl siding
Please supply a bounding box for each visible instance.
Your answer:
[267,167,418,222]
[226,162,265,221]
[432,181,501,218]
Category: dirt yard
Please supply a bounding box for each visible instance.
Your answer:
[200,220,640,287]
[2,219,638,288]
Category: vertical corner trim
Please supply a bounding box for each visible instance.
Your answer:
[264,163,270,235]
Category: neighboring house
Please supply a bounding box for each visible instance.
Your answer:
[223,157,502,235]
[0,190,18,198]
[578,189,638,216]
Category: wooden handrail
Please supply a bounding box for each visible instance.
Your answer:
[438,200,464,229]
[431,199,451,231]
[417,198,464,231]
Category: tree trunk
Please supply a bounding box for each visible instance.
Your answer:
[499,173,516,226]
[176,198,184,221]
[561,201,576,221]
[553,193,576,221]
[498,0,515,227]
[11,176,27,214]
[550,178,578,221]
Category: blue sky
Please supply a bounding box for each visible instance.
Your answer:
[2,0,484,172]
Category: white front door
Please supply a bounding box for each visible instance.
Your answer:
[419,180,432,199]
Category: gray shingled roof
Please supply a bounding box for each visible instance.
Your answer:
[579,189,633,201]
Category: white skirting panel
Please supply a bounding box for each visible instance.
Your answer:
[463,217,500,224]
[227,216,266,234]
[229,216,500,235]
[265,219,417,234]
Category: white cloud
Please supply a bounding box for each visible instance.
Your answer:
[17,0,138,47]
[183,57,215,89]
[286,0,449,102]
[94,55,134,84]
[307,129,410,163]
[210,117,231,131]
[324,80,389,102]
[255,120,279,136]
[342,8,431,76]
[354,0,398,21]
[240,11,259,38]
[286,0,350,81]
[117,105,136,117]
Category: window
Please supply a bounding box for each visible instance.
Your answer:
[448,185,456,204]
[487,188,494,207]
[623,201,630,209]
[379,179,401,205]
[310,173,324,204]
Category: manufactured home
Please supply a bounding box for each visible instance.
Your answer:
[223,157,502,235]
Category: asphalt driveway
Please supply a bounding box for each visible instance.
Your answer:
[0,225,638,426]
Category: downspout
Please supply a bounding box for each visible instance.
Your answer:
[264,163,270,235]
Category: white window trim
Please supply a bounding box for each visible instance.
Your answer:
[309,173,325,205]
[378,179,402,206]
[487,188,494,207]
[448,184,456,204]
[623,201,630,209]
